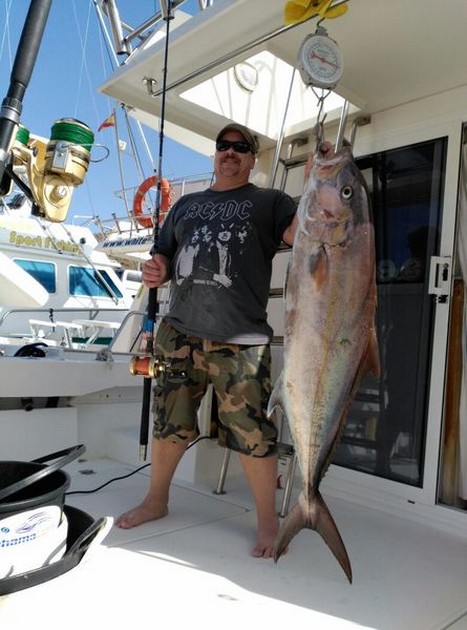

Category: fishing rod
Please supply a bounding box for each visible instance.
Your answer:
[138,0,174,461]
[0,0,52,191]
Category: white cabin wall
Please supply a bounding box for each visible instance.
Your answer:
[0,408,78,461]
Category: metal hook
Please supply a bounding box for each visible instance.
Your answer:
[316,17,326,30]
[311,88,331,149]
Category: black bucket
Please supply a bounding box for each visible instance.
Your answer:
[0,504,110,595]
[0,445,85,519]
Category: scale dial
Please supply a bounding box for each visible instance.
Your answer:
[298,32,343,89]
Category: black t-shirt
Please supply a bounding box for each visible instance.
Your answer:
[157,183,296,344]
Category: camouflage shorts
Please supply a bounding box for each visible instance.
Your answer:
[151,319,278,457]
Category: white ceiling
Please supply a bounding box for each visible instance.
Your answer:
[100,0,467,152]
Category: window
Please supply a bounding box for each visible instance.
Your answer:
[14,259,56,293]
[332,138,446,486]
[69,266,123,298]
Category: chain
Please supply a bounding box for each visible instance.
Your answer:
[311,88,331,149]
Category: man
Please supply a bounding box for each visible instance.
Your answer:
[116,123,298,558]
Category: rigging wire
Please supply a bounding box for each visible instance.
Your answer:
[0,0,13,72]
[71,0,114,219]
[73,0,115,132]
[91,0,167,227]
[112,105,133,218]
[72,0,91,121]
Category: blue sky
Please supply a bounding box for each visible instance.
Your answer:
[0,1,213,226]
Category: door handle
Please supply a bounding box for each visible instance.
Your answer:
[428,256,452,302]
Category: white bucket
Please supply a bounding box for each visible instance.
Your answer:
[0,505,68,578]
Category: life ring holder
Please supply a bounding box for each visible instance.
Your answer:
[133,175,172,228]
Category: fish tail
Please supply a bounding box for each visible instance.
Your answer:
[273,501,307,561]
[315,491,353,583]
[274,492,353,583]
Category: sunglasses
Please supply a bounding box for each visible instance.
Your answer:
[216,140,252,154]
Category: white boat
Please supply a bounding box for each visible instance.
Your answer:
[1,2,467,628]
[0,192,137,349]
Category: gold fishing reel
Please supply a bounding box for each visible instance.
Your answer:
[11,118,94,223]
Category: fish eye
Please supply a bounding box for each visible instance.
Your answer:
[341,185,353,200]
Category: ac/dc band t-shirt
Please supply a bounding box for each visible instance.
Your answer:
[156,183,296,344]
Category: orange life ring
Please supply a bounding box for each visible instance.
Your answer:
[133,175,172,228]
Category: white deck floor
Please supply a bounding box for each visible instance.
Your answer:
[1,456,467,630]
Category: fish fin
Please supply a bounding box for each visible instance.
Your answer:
[351,325,380,387]
[322,332,380,476]
[273,501,306,561]
[267,371,284,418]
[309,247,328,289]
[274,493,353,584]
[284,260,290,301]
[367,326,380,378]
[355,326,380,381]
[315,492,353,583]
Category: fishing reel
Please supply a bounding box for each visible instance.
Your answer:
[11,118,94,223]
[129,354,169,379]
[129,354,186,381]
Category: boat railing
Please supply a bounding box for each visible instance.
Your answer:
[100,1,216,59]
[0,307,129,327]
[0,306,163,357]
[104,309,147,355]
[0,307,132,351]
[90,173,213,241]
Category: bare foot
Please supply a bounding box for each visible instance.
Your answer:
[115,497,168,529]
[252,517,279,558]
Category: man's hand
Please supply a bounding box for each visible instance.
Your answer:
[142,253,170,288]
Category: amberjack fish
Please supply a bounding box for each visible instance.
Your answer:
[268,143,380,583]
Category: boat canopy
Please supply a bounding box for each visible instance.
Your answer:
[99,0,467,156]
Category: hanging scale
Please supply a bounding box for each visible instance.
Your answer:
[297,24,343,89]
[297,23,344,146]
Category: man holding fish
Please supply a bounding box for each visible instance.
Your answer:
[116,123,378,577]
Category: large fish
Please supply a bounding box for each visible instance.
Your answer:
[268,142,380,583]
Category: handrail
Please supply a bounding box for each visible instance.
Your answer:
[0,306,128,329]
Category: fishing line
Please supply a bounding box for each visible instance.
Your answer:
[152,2,173,234]
[49,119,95,147]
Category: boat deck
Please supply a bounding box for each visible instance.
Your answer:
[1,456,467,630]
